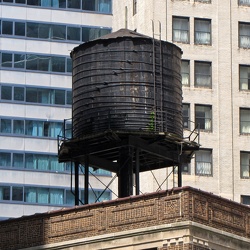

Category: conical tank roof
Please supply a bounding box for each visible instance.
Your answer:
[71,29,152,55]
[97,28,152,40]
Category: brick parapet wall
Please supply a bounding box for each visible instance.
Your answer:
[0,187,249,250]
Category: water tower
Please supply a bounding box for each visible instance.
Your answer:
[58,29,199,205]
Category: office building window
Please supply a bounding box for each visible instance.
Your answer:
[240,65,250,90]
[0,51,71,74]
[0,0,112,13]
[240,152,250,178]
[239,0,250,7]
[133,0,137,15]
[0,186,10,201]
[240,108,250,134]
[0,184,111,205]
[183,104,190,129]
[239,22,250,48]
[195,149,212,176]
[195,61,212,88]
[194,18,211,45]
[1,19,111,44]
[195,105,212,131]
[241,195,250,205]
[0,84,72,106]
[181,60,190,86]
[173,17,189,43]
[0,152,11,167]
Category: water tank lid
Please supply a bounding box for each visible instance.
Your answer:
[71,29,152,55]
[97,28,152,40]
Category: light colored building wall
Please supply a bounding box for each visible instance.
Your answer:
[0,2,113,219]
[113,0,250,203]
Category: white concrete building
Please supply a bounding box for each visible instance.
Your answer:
[113,0,250,203]
[0,0,113,220]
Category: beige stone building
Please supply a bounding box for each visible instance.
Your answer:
[112,0,250,203]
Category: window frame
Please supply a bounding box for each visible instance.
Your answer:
[195,104,212,132]
[238,0,250,7]
[239,22,250,49]
[182,103,190,129]
[172,16,190,44]
[240,108,250,134]
[194,61,212,88]
[194,18,211,45]
[195,149,213,176]
[181,60,190,86]
[240,151,250,178]
[239,65,250,90]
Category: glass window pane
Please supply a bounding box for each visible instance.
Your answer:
[239,23,250,49]
[2,21,13,35]
[25,120,43,136]
[14,54,25,68]
[38,23,50,39]
[1,86,12,100]
[15,22,25,36]
[58,0,66,8]
[0,152,11,167]
[50,155,64,171]
[26,88,38,103]
[36,155,49,170]
[24,187,37,203]
[51,24,66,40]
[82,0,95,11]
[98,0,111,13]
[51,57,65,72]
[41,0,52,6]
[181,60,190,86]
[0,186,10,200]
[37,188,49,204]
[68,0,80,9]
[67,26,81,41]
[50,188,64,204]
[173,17,189,43]
[37,88,50,104]
[27,0,41,5]
[1,119,11,133]
[195,19,211,45]
[183,104,190,129]
[26,54,38,70]
[240,109,250,134]
[239,0,250,6]
[13,120,24,134]
[240,65,250,90]
[13,153,24,168]
[55,89,65,104]
[195,150,212,175]
[25,154,36,169]
[66,190,75,205]
[27,22,39,38]
[195,61,211,88]
[67,58,72,72]
[12,186,23,201]
[66,91,72,105]
[37,55,50,71]
[195,105,212,131]
[16,0,26,3]
[14,87,25,101]
[1,53,12,68]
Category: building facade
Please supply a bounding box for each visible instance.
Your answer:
[1,187,250,250]
[113,0,250,203]
[0,0,113,220]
